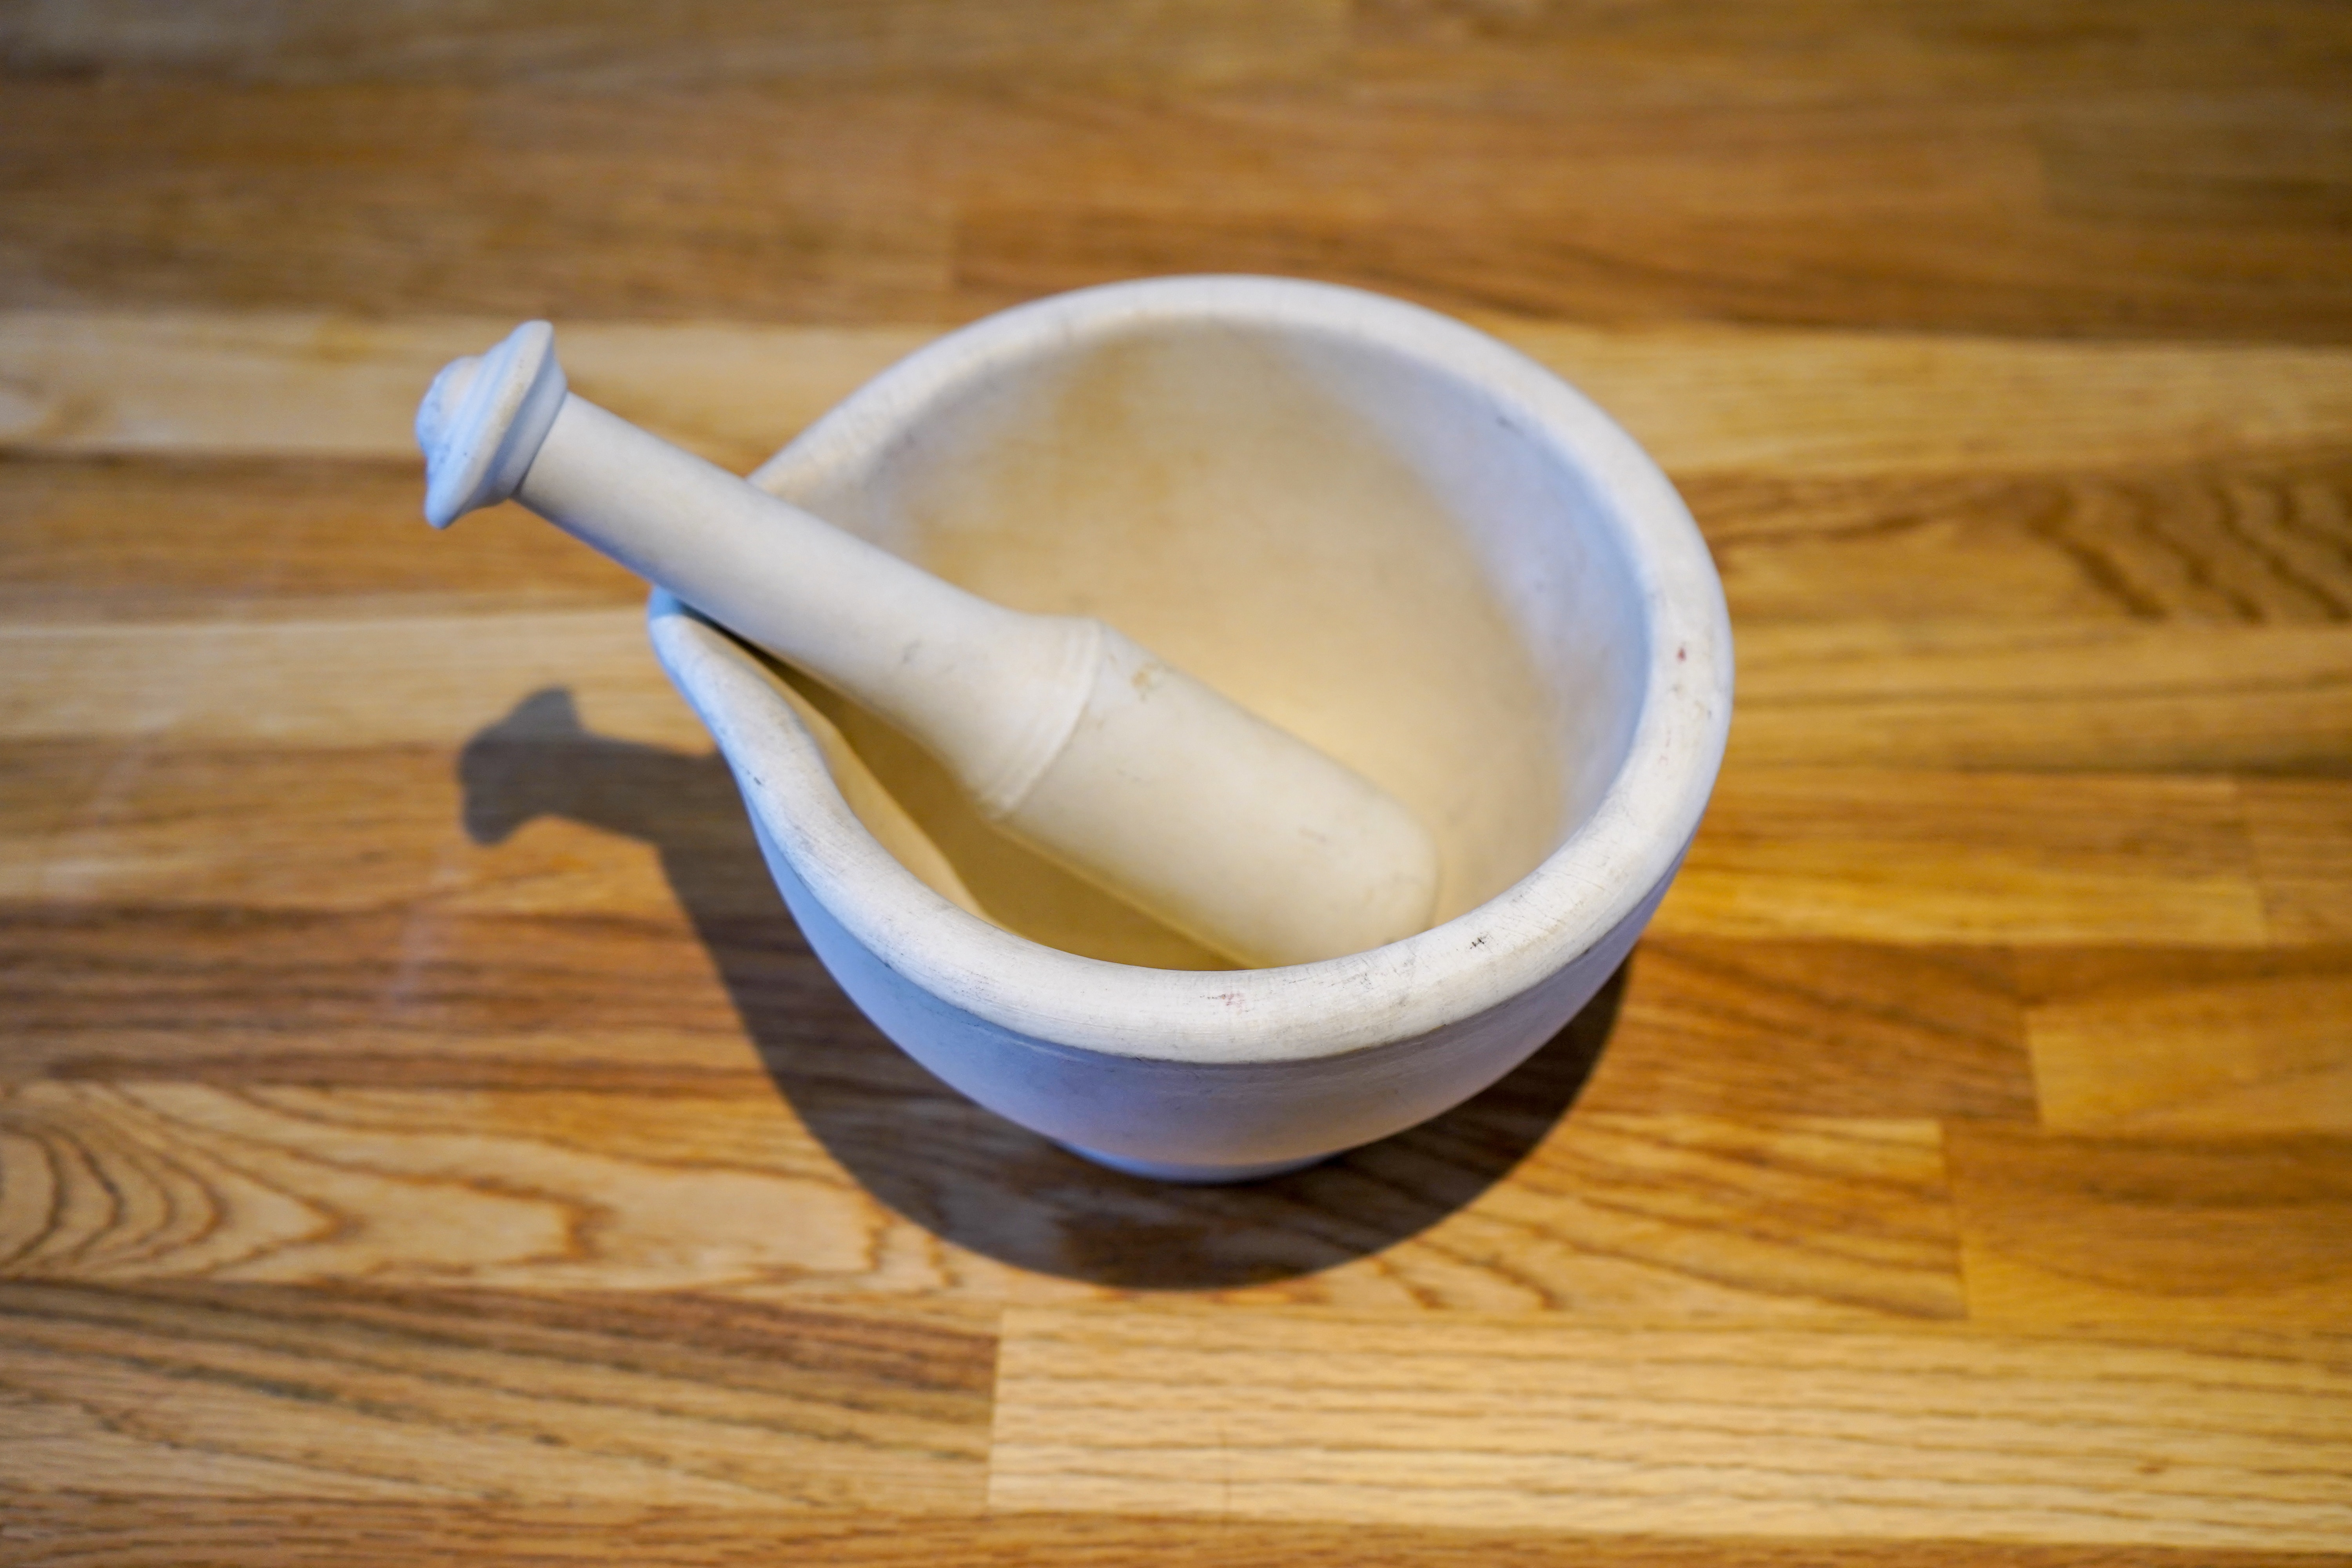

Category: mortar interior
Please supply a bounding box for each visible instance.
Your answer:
[760,317,1648,970]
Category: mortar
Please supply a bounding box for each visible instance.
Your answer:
[650,276,1732,1182]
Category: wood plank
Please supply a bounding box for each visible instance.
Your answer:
[1582,939,2032,1119]
[0,1282,990,1509]
[1945,1122,2352,1329]
[1727,623,2352,773]
[0,907,806,1088]
[15,312,2352,481]
[947,93,2352,339]
[0,1081,1959,1315]
[0,739,731,918]
[0,85,954,323]
[1691,456,2352,625]
[4,57,2348,329]
[0,611,700,748]
[0,314,936,472]
[1655,769,2265,946]
[0,0,1345,88]
[1376,1114,1962,1318]
[28,0,2352,111]
[2245,779,2352,943]
[2038,96,2352,235]
[5,1504,2341,1568]
[18,0,2346,111]
[989,1308,2352,1548]
[1351,0,2352,105]
[0,1083,876,1290]
[1514,326,2352,479]
[0,455,642,621]
[2017,949,2352,1134]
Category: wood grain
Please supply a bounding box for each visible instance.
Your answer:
[1581,940,2032,1118]
[1513,327,2352,479]
[2245,779,2352,943]
[0,739,722,917]
[1691,454,2352,625]
[0,1079,1961,1316]
[990,1307,2352,1547]
[1727,623,2352,773]
[0,0,1347,89]
[20,0,2352,107]
[2037,96,2352,233]
[0,612,701,748]
[16,313,2352,479]
[0,85,955,323]
[8,1505,2341,1568]
[0,314,938,472]
[0,1282,992,1509]
[0,456,641,622]
[946,95,2352,338]
[0,906,791,1087]
[1352,0,2352,103]
[2017,948,2352,1134]
[1946,1122,2352,1329]
[1655,769,2267,946]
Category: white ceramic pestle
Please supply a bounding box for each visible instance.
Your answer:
[414,320,1441,968]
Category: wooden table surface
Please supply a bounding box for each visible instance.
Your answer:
[4,4,2351,1563]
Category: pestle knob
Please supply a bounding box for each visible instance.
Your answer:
[416,321,1441,968]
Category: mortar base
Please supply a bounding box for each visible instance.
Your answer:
[1062,1144,1330,1185]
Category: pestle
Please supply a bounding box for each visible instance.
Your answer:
[414,321,1441,968]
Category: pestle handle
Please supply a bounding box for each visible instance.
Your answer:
[416,321,1441,967]
[417,321,1093,814]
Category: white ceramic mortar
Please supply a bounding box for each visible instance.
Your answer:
[649,276,1731,1182]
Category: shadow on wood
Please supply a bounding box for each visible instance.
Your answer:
[457,687,1623,1291]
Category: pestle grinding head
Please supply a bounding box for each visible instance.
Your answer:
[417,319,568,529]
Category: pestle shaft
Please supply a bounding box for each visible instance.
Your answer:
[520,395,1098,817]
